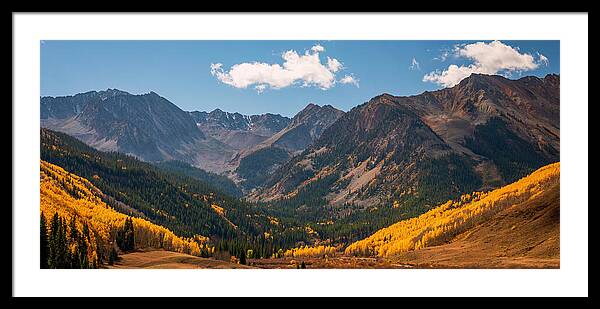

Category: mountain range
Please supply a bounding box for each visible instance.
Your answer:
[40,74,559,217]
[41,89,345,188]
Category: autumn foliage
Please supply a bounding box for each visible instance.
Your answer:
[283,245,338,258]
[345,162,560,257]
[40,160,208,265]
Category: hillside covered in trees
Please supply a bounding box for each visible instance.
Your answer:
[40,160,207,268]
[40,128,321,264]
[345,162,560,264]
[41,128,272,239]
[39,126,561,268]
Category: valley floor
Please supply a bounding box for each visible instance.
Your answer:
[105,249,411,269]
[248,257,412,269]
[104,250,557,269]
[104,183,559,269]
[104,246,557,269]
[105,249,252,269]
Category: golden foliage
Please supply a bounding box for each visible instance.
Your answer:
[283,245,338,258]
[40,160,207,260]
[345,162,560,257]
[211,204,225,216]
[267,216,279,225]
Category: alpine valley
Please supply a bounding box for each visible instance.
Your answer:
[40,73,560,269]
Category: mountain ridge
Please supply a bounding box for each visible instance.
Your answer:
[189,108,291,151]
[41,89,237,173]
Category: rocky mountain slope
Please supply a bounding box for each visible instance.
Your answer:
[255,103,345,153]
[252,74,559,216]
[189,109,290,150]
[41,89,236,173]
[232,103,344,189]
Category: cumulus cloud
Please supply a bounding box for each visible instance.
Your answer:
[409,57,421,71]
[339,74,359,87]
[210,44,357,92]
[423,40,539,88]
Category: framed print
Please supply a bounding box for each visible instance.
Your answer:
[12,12,588,298]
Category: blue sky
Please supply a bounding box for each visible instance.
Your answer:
[41,40,559,117]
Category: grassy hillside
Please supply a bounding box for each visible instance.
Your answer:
[385,183,559,268]
[345,162,560,258]
[106,249,253,269]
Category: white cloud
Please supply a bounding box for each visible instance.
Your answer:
[538,53,549,66]
[339,74,359,87]
[327,57,343,72]
[311,44,325,53]
[210,63,223,74]
[255,84,267,93]
[423,40,539,88]
[409,57,421,71]
[210,44,357,92]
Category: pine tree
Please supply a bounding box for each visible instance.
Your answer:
[57,216,69,268]
[239,250,246,265]
[79,222,90,268]
[117,217,135,252]
[68,217,79,268]
[116,228,124,251]
[125,217,135,251]
[40,213,49,269]
[108,246,118,265]
[49,213,60,268]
